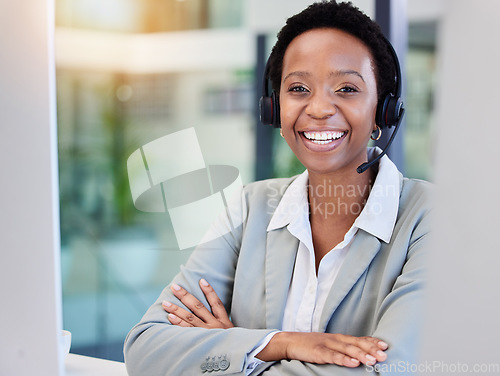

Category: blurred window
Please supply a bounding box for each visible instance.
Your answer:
[56,0,434,362]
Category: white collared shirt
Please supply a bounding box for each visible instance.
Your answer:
[246,149,401,372]
[268,149,400,332]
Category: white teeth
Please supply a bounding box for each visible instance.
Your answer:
[303,131,345,143]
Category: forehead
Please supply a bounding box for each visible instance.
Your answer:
[282,28,375,78]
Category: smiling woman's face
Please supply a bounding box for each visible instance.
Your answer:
[279,28,379,177]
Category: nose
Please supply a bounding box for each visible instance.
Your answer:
[305,91,337,119]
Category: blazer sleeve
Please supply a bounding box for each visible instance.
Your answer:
[368,183,431,375]
[124,187,277,376]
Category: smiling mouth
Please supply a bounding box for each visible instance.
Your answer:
[301,130,346,144]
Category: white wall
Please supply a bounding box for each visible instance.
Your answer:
[0,0,63,375]
[243,0,375,33]
[421,0,500,371]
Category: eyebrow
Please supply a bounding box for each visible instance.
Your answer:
[282,71,311,82]
[282,69,365,83]
[330,69,365,82]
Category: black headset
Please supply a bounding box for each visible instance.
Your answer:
[258,36,405,173]
[259,60,281,128]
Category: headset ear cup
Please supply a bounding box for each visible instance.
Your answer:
[259,95,274,126]
[259,91,281,128]
[386,96,403,127]
[376,95,390,128]
[376,94,403,128]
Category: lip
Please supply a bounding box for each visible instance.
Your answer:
[299,130,347,152]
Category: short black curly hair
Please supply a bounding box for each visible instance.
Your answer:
[268,0,396,104]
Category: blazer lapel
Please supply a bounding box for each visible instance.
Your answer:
[265,227,299,330]
[318,230,382,332]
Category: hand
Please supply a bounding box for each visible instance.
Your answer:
[257,332,388,368]
[162,279,234,329]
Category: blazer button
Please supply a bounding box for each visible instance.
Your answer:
[206,360,214,372]
[209,356,218,371]
[200,362,207,373]
[219,358,229,371]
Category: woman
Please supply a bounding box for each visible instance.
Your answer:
[124,2,431,375]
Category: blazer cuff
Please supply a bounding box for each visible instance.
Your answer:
[245,331,280,375]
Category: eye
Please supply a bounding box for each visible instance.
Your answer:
[288,84,309,93]
[337,85,358,93]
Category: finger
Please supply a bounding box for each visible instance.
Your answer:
[337,354,361,368]
[170,283,215,323]
[310,348,361,367]
[333,334,387,365]
[332,342,377,366]
[355,336,388,363]
[166,313,193,328]
[199,279,231,325]
[358,336,388,349]
[378,340,389,350]
[320,351,361,368]
[318,334,376,366]
[162,300,206,328]
[343,357,361,368]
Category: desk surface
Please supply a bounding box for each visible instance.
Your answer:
[65,353,128,375]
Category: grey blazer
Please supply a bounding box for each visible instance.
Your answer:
[124,172,432,376]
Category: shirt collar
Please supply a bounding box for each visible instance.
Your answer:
[267,169,309,232]
[267,147,402,244]
[354,147,402,243]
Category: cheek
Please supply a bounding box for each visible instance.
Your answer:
[351,99,378,128]
[368,103,378,130]
[278,98,298,129]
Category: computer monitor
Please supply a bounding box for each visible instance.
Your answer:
[0,1,64,375]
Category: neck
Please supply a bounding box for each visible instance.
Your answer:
[307,166,375,219]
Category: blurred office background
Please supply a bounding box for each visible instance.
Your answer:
[55,0,441,361]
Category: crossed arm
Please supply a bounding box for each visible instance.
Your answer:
[162,278,388,369]
[125,225,428,376]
